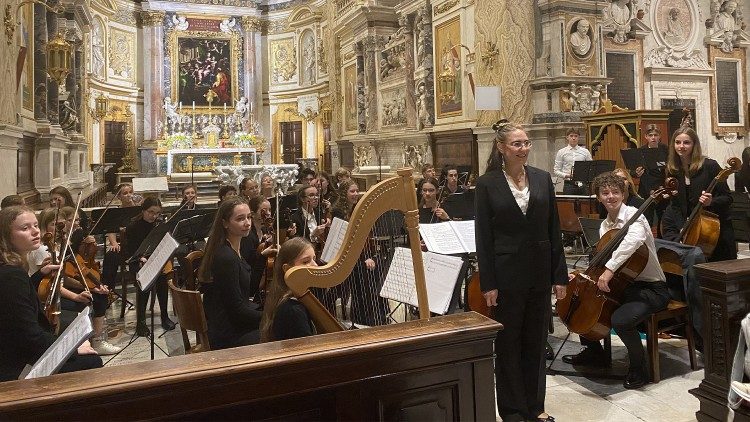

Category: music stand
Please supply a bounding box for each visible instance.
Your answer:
[88,207,142,236]
[620,147,667,174]
[270,195,297,229]
[172,210,217,245]
[443,190,475,220]
[572,160,616,193]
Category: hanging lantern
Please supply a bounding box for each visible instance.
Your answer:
[46,32,72,85]
[94,93,108,121]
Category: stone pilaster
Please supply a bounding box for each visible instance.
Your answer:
[46,2,59,126]
[33,2,48,123]
[140,10,166,143]
[0,125,22,197]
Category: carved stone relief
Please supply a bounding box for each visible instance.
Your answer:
[300,30,316,85]
[379,43,406,81]
[705,0,749,53]
[381,87,407,127]
[415,79,434,130]
[602,0,634,44]
[318,27,328,75]
[413,5,433,69]
[354,144,372,168]
[403,143,427,169]
[109,28,135,80]
[270,38,297,83]
[561,83,606,112]
[91,17,106,79]
[644,46,710,68]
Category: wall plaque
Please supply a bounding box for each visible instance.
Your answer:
[716,60,740,124]
[661,98,696,137]
[606,52,636,110]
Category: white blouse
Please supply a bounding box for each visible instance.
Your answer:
[504,172,530,215]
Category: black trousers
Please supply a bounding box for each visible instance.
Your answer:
[580,281,670,371]
[61,291,108,318]
[59,353,103,375]
[101,250,120,290]
[494,287,550,420]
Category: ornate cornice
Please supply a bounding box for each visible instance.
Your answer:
[140,11,165,27]
[433,0,459,17]
[241,16,264,33]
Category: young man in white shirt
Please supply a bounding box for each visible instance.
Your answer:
[553,128,593,194]
[561,172,670,389]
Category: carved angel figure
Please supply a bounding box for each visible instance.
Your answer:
[172,15,189,31]
[220,17,236,33]
[235,96,248,117]
[415,82,431,130]
[163,97,180,122]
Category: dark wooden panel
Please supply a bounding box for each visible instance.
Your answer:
[716,60,740,124]
[430,129,477,176]
[0,313,500,421]
[606,52,636,110]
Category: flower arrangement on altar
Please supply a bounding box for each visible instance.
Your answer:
[159,132,193,150]
[232,131,265,150]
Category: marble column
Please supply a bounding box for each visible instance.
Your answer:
[362,35,383,134]
[46,3,59,126]
[354,41,366,134]
[140,11,166,142]
[33,2,48,123]
[242,17,262,118]
[402,19,417,129]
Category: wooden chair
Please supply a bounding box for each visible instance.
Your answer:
[645,300,697,383]
[645,253,698,383]
[176,250,204,291]
[167,279,210,354]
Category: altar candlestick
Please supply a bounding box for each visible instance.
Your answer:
[224,103,227,113]
[192,101,195,111]
[179,101,182,112]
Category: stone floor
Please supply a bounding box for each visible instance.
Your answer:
[95,245,750,421]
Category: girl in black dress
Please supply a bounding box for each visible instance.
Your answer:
[661,127,736,261]
[198,197,262,349]
[475,120,567,422]
[260,237,316,342]
[0,206,102,381]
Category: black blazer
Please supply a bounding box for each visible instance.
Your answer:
[475,167,567,292]
[289,207,324,240]
[635,143,668,199]
[202,242,262,349]
[662,158,736,261]
[0,265,56,381]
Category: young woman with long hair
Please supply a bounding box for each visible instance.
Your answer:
[418,177,449,223]
[0,206,102,381]
[661,127,736,261]
[198,197,262,349]
[475,120,567,421]
[259,237,316,342]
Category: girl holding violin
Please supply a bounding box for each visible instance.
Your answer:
[260,174,275,200]
[30,208,121,355]
[240,196,277,300]
[198,197,262,349]
[661,127,736,261]
[180,185,198,210]
[474,120,567,422]
[240,177,261,202]
[419,177,450,224]
[0,206,102,381]
[259,237,316,342]
[125,197,175,335]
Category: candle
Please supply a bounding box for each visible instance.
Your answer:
[179,101,182,112]
[250,101,253,114]
[224,103,227,113]
[192,101,195,111]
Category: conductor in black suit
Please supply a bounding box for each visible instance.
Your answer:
[475,120,568,422]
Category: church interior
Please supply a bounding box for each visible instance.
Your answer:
[2,0,750,420]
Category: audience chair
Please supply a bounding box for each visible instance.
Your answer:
[168,279,210,354]
[177,250,204,291]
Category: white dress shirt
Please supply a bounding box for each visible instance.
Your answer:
[503,171,530,215]
[599,204,665,282]
[301,207,318,239]
[553,145,593,180]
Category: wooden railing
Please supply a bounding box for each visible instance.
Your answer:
[0,313,501,420]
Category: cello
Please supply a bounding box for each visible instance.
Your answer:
[556,179,677,341]
[677,157,741,258]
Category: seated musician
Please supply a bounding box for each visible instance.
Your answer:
[240,177,261,202]
[260,174,275,199]
[289,184,328,242]
[317,171,339,206]
[0,206,102,381]
[1,194,24,209]
[661,127,736,261]
[50,186,89,228]
[419,178,450,224]
[217,184,237,207]
[443,165,465,194]
[28,208,121,355]
[260,237,316,342]
[334,167,352,189]
[180,185,198,210]
[239,196,277,300]
[102,183,137,291]
[597,168,645,220]
[125,198,174,335]
[198,197,262,349]
[562,173,670,389]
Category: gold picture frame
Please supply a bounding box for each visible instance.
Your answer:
[167,29,240,109]
[343,62,357,132]
[434,16,462,118]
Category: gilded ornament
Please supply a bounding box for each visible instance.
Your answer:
[140,11,165,27]
[109,28,135,81]
[433,0,459,17]
[241,16,263,32]
[270,38,297,83]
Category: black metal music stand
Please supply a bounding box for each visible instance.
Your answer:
[572,160,616,193]
[443,190,475,220]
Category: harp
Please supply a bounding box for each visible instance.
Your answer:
[285,168,430,333]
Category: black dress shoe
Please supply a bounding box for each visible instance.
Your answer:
[161,316,177,331]
[561,346,607,366]
[623,368,648,389]
[545,343,554,360]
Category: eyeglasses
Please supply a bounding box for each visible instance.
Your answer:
[505,141,532,149]
[447,173,458,178]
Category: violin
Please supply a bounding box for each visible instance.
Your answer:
[37,231,62,332]
[678,157,741,258]
[555,180,677,341]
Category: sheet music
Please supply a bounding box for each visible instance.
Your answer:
[419,221,476,254]
[320,217,348,264]
[132,176,169,193]
[21,307,93,379]
[137,233,179,291]
[380,247,462,315]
